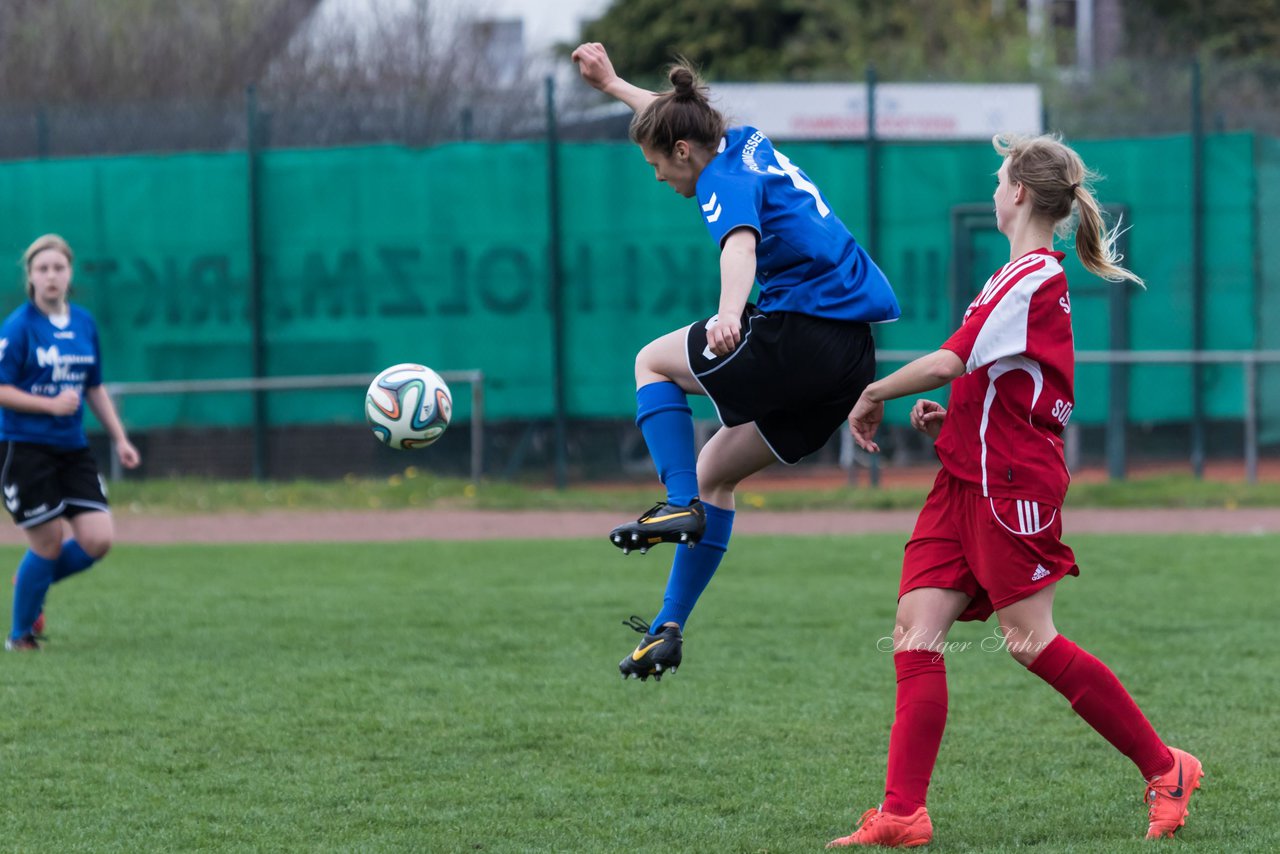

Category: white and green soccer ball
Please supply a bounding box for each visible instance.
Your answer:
[365,363,453,450]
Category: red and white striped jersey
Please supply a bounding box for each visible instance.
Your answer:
[934,249,1075,505]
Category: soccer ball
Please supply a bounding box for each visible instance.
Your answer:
[365,364,453,450]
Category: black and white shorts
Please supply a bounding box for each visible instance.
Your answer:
[686,305,877,464]
[1,442,110,529]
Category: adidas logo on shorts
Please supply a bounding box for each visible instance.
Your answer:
[1031,564,1051,582]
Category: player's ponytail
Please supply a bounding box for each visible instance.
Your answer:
[1072,184,1142,286]
[21,233,74,300]
[993,134,1142,286]
[629,58,725,154]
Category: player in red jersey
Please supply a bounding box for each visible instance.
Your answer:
[829,134,1202,847]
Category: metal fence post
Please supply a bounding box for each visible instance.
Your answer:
[1190,59,1206,479]
[1106,271,1132,480]
[105,371,485,481]
[865,64,881,488]
[545,75,569,490]
[246,85,268,480]
[1244,355,1258,484]
[36,107,50,158]
[470,375,485,484]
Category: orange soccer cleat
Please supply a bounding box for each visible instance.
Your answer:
[1144,747,1204,839]
[828,806,933,848]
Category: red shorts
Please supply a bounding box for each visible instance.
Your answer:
[900,469,1079,622]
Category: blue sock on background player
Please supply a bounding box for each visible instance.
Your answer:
[11,550,55,639]
[652,502,734,628]
[53,539,96,583]
[635,381,699,507]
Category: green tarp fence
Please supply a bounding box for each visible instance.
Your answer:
[0,133,1271,434]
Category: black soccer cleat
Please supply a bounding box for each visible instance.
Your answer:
[609,499,706,554]
[618,615,682,681]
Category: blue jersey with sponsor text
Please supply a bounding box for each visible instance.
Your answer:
[0,302,102,448]
[695,126,900,323]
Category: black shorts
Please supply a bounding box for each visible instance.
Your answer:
[1,442,109,529]
[686,305,876,464]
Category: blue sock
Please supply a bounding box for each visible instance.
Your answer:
[53,539,96,583]
[11,550,55,640]
[652,502,735,628]
[635,381,699,506]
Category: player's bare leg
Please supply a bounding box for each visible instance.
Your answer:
[693,422,778,509]
[993,583,1058,666]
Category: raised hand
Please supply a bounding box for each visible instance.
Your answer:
[571,42,619,92]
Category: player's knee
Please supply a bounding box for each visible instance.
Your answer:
[30,541,63,561]
[1000,626,1042,667]
[889,620,945,654]
[1008,646,1040,667]
[634,343,659,381]
[80,536,112,560]
[27,530,64,560]
[696,458,741,498]
[890,622,915,652]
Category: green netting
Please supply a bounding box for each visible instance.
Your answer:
[0,134,1268,432]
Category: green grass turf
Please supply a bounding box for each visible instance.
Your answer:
[108,471,1280,514]
[0,534,1274,852]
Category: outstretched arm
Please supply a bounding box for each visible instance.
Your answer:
[571,42,657,114]
[847,349,965,453]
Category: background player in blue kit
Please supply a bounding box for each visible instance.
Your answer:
[572,43,900,680]
[0,234,140,650]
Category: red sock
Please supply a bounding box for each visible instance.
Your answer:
[1028,634,1173,779]
[882,650,948,816]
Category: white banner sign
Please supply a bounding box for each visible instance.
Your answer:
[711,82,1042,140]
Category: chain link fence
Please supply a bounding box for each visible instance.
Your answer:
[1047,57,1280,138]
[0,57,1276,484]
[0,58,1276,159]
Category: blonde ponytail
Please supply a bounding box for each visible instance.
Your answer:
[993,134,1142,286]
[1072,184,1143,285]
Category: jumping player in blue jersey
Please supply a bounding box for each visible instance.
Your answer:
[1,234,139,651]
[572,43,901,681]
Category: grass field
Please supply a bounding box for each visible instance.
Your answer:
[1,534,1275,852]
[106,471,1280,514]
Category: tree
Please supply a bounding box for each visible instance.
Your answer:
[260,1,546,145]
[0,0,547,152]
[1123,0,1280,60]
[577,0,1035,83]
[0,0,322,103]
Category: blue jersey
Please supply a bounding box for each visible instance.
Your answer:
[695,126,900,323]
[0,302,102,448]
